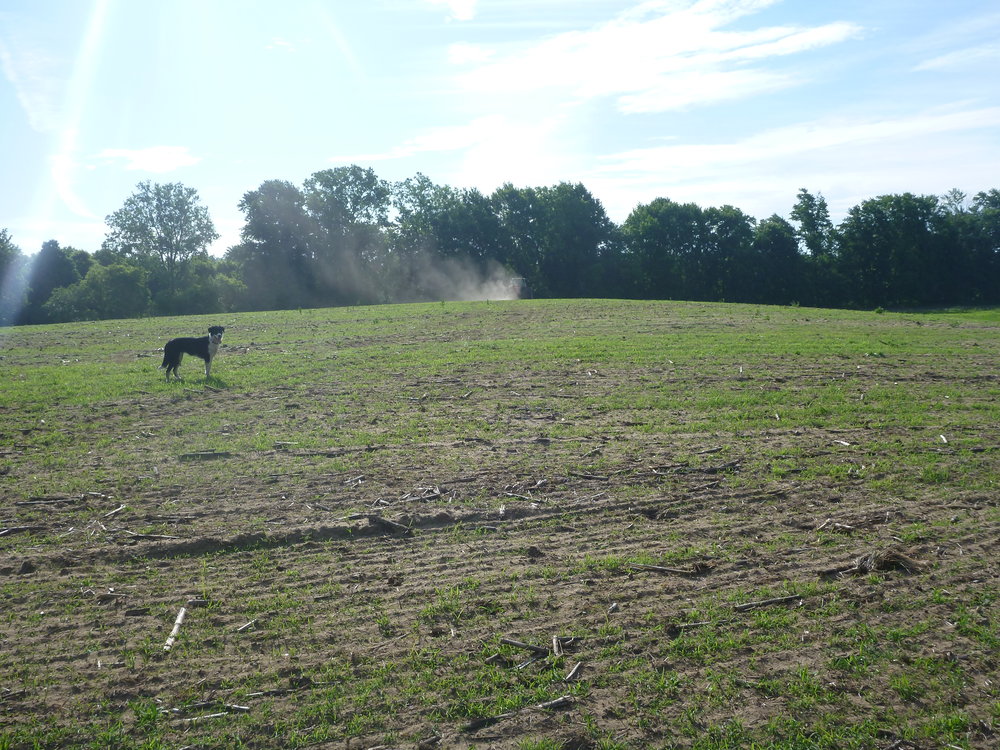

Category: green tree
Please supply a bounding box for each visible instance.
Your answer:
[940,188,969,215]
[836,193,952,308]
[745,215,803,304]
[491,184,544,293]
[227,180,316,310]
[790,188,834,258]
[389,176,506,300]
[1,229,28,326]
[534,182,615,298]
[392,173,446,256]
[43,263,150,322]
[701,205,755,301]
[22,240,81,323]
[962,189,1000,303]
[102,181,219,310]
[69,248,94,280]
[621,198,704,299]
[303,166,390,305]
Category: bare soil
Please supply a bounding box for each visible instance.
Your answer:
[1,305,998,749]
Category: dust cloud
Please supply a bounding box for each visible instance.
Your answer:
[408,254,524,302]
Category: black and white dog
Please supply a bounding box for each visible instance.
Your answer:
[160,326,225,381]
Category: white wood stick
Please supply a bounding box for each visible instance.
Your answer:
[163,607,187,652]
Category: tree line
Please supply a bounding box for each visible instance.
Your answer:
[2,167,999,326]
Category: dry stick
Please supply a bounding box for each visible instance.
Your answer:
[464,694,575,732]
[666,620,713,637]
[564,662,583,681]
[0,526,45,537]
[515,655,545,670]
[500,637,550,656]
[504,492,534,501]
[733,594,802,612]
[178,450,232,460]
[628,563,704,576]
[163,607,187,652]
[15,497,81,506]
[236,619,257,632]
[537,695,574,711]
[178,712,228,723]
[367,515,412,535]
[103,504,126,518]
[568,471,609,481]
[121,529,182,540]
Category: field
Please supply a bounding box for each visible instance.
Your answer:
[1,299,998,749]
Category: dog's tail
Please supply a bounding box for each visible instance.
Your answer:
[159,350,169,370]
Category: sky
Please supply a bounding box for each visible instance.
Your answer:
[2,0,999,257]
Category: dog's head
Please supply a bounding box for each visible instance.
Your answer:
[208,325,225,344]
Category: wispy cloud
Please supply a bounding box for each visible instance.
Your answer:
[590,105,1000,221]
[452,0,862,113]
[330,115,509,162]
[599,106,1000,174]
[335,1,872,203]
[424,0,477,22]
[264,37,297,53]
[914,43,1000,72]
[447,42,494,66]
[0,24,65,133]
[99,146,202,173]
[330,113,574,191]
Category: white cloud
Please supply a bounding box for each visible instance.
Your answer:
[335,1,872,209]
[453,1,862,113]
[0,30,64,133]
[50,149,96,218]
[599,106,1000,175]
[330,115,509,163]
[330,113,575,192]
[590,105,1000,222]
[447,115,572,191]
[264,37,297,53]
[447,42,494,66]
[99,146,201,173]
[425,0,477,22]
[914,43,1000,72]
[6,215,106,255]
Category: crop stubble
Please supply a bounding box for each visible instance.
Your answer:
[1,300,998,748]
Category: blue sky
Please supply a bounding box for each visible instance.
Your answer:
[2,0,999,256]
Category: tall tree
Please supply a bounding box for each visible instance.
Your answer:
[964,189,1000,303]
[621,198,704,299]
[42,263,150,322]
[940,188,969,215]
[701,205,754,301]
[836,193,952,308]
[745,215,803,304]
[228,180,316,310]
[491,184,544,293]
[303,166,390,305]
[389,177,507,300]
[392,174,457,256]
[534,182,615,298]
[102,181,218,309]
[790,188,834,258]
[1,229,28,326]
[22,240,81,324]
